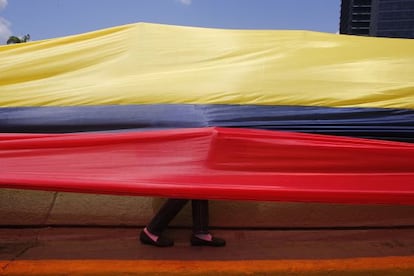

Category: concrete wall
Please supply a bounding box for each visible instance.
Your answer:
[1,188,414,227]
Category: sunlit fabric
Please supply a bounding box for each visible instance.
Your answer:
[1,23,414,204]
[1,23,414,141]
[1,127,413,204]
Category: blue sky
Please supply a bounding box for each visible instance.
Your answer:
[0,0,341,44]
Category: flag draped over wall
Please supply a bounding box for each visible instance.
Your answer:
[1,23,413,204]
[1,127,414,205]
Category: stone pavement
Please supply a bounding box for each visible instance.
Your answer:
[2,188,414,275]
[1,226,414,275]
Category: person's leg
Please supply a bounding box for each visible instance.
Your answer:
[147,198,189,235]
[191,199,209,234]
[190,200,226,247]
[140,198,188,247]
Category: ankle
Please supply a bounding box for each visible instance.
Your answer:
[144,227,159,242]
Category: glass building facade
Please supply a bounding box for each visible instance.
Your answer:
[340,0,414,38]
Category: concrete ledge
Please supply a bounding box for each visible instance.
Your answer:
[0,189,56,225]
[1,189,414,227]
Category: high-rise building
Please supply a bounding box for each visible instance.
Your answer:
[340,0,414,38]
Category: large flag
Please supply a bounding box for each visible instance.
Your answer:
[1,23,413,204]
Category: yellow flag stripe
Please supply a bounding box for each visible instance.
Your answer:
[1,23,414,109]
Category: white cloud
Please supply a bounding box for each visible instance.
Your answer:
[0,0,7,11]
[0,0,11,44]
[0,17,11,43]
[177,0,192,5]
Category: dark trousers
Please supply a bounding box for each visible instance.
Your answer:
[146,199,209,236]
